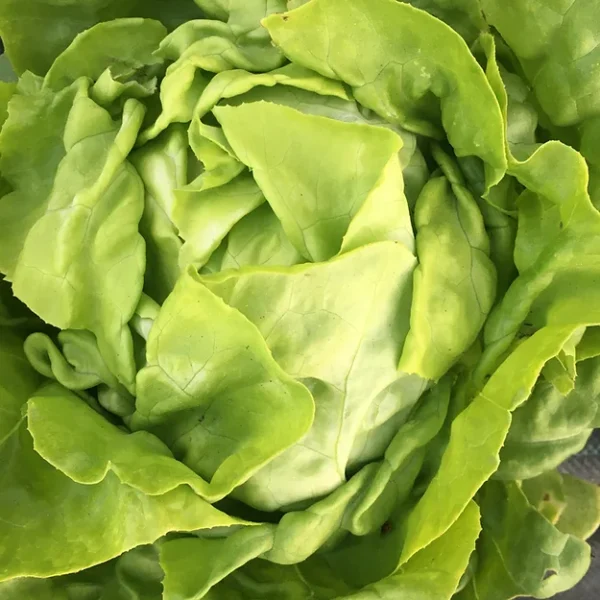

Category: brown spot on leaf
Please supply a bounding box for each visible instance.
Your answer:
[381,521,393,535]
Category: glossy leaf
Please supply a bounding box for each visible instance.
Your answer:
[400,324,580,564]
[0,374,241,582]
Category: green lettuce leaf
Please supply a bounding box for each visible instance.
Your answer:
[215,101,411,261]
[194,500,480,600]
[43,19,167,92]
[11,94,146,391]
[457,481,590,600]
[522,470,600,541]
[202,241,418,509]
[264,0,507,190]
[0,0,598,597]
[131,267,315,502]
[398,155,496,381]
[0,0,202,76]
[496,356,600,480]
[0,545,164,600]
[401,0,486,44]
[129,126,187,303]
[0,379,243,581]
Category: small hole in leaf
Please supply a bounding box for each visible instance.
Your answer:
[543,569,557,581]
[380,521,393,535]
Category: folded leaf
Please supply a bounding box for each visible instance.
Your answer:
[522,470,600,542]
[202,78,428,209]
[555,473,600,541]
[220,204,304,271]
[264,0,507,190]
[0,0,202,77]
[0,78,87,274]
[496,356,600,480]
[400,324,579,564]
[457,480,591,600]
[11,95,146,391]
[161,526,275,600]
[0,379,241,582]
[398,169,496,381]
[137,56,210,144]
[174,173,265,270]
[24,330,119,392]
[193,63,350,121]
[130,126,187,302]
[203,241,418,509]
[156,0,287,74]
[0,545,164,600]
[132,267,315,502]
[215,101,407,262]
[43,19,166,91]
[203,500,480,600]
[482,0,600,128]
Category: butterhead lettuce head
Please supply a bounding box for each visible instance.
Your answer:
[0,1,599,599]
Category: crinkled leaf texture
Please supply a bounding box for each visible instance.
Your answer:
[0,0,599,598]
